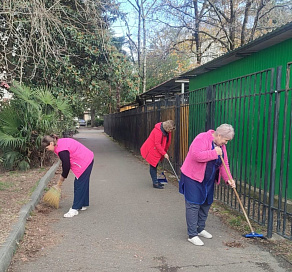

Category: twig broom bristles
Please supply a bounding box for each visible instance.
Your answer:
[43,181,62,209]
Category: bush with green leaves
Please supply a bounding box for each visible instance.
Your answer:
[93,117,104,127]
[0,83,74,170]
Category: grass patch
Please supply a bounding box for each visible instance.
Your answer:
[0,181,13,191]
[229,217,243,227]
[16,200,27,206]
[29,181,39,195]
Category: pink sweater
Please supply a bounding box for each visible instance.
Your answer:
[180,130,233,183]
[54,138,94,179]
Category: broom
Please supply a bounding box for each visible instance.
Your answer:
[43,180,62,209]
[220,156,265,239]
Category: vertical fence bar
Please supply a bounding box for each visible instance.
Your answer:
[254,72,263,224]
[239,76,247,209]
[233,78,240,210]
[244,75,252,217]
[283,63,292,239]
[229,79,236,208]
[285,63,292,239]
[262,70,271,226]
[175,94,181,174]
[258,74,265,223]
[267,68,277,238]
[276,66,286,235]
[249,73,257,220]
[206,85,215,130]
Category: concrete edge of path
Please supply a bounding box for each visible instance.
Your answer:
[0,161,60,272]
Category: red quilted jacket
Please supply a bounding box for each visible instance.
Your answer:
[140,122,172,167]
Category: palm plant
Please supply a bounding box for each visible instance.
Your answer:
[0,83,74,170]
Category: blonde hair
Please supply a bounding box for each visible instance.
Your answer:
[41,134,59,148]
[162,120,175,131]
[215,124,234,139]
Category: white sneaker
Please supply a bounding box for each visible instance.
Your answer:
[198,230,213,239]
[80,206,88,211]
[64,208,79,218]
[188,236,204,246]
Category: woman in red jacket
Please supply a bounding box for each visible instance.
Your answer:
[140,120,175,189]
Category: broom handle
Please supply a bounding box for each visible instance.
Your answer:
[220,156,255,233]
[57,179,63,188]
[167,158,180,182]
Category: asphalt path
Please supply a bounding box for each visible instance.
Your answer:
[10,128,289,272]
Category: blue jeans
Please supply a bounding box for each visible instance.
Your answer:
[185,200,211,238]
[150,164,158,185]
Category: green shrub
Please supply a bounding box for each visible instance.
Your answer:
[94,117,104,126]
[0,83,74,170]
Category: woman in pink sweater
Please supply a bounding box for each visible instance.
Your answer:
[42,134,94,218]
[140,120,175,189]
[180,124,236,246]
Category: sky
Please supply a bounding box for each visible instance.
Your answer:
[111,1,136,37]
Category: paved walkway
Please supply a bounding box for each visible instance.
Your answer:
[10,129,290,272]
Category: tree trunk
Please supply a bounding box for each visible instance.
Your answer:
[229,0,236,51]
[193,0,202,65]
[241,1,252,46]
[142,3,147,93]
[91,108,95,127]
[109,85,112,114]
[137,2,142,80]
[249,0,265,42]
[116,85,121,113]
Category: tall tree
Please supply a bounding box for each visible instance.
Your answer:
[146,27,193,89]
[0,0,115,86]
[1,0,139,114]
[118,0,159,93]
[155,0,292,64]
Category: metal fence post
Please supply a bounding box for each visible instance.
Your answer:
[205,85,215,130]
[156,100,161,123]
[174,94,181,174]
[267,66,281,238]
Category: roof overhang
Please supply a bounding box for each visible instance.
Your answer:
[138,78,189,102]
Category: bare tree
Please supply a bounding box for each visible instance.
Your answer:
[154,0,292,65]
[119,0,158,93]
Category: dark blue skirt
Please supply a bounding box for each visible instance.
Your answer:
[179,158,221,205]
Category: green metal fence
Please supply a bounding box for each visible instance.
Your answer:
[188,65,291,239]
[104,64,292,240]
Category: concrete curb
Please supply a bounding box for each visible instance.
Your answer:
[0,161,60,272]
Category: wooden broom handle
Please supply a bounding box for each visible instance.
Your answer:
[219,155,255,233]
[57,179,63,187]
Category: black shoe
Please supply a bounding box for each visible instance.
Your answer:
[153,183,164,189]
[158,182,164,186]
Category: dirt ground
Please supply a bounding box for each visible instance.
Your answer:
[2,162,292,271]
[0,167,53,246]
[0,163,62,271]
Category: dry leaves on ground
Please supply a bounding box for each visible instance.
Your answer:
[7,202,62,272]
[0,167,52,245]
[0,163,62,271]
